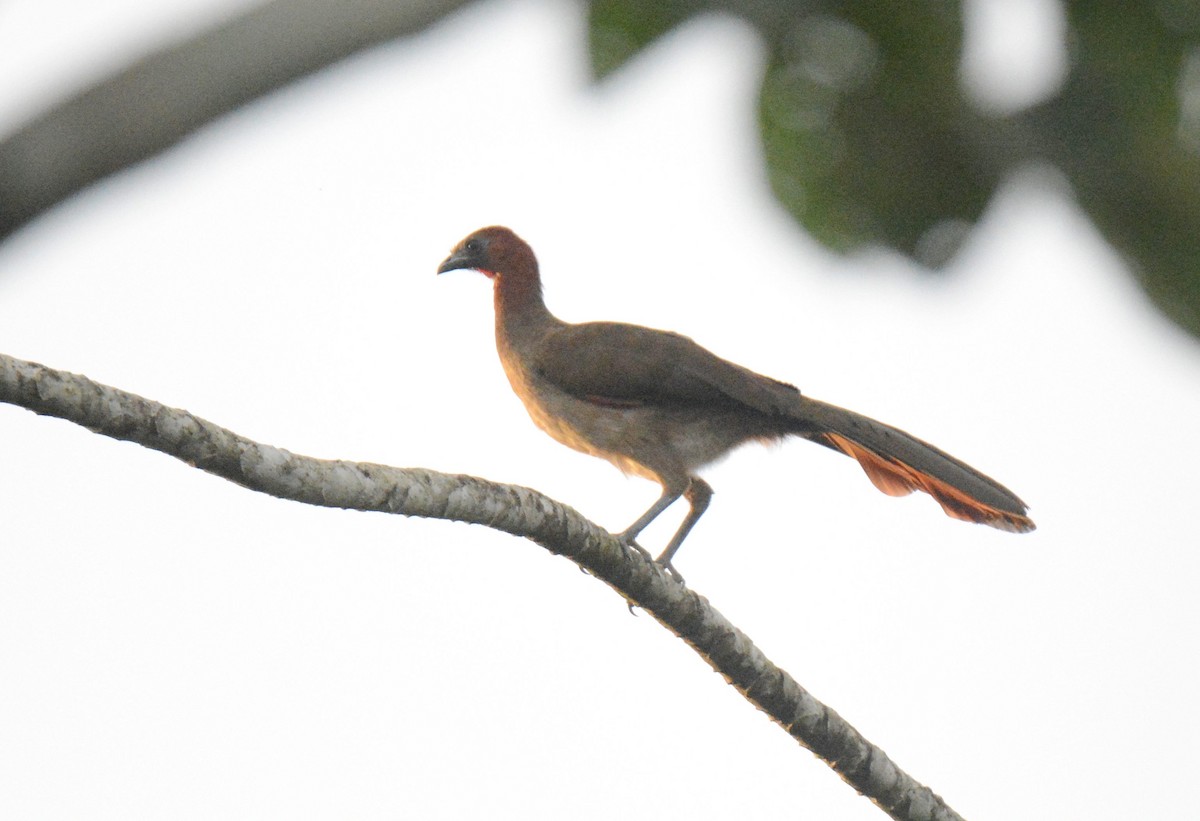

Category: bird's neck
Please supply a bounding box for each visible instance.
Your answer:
[493,270,561,352]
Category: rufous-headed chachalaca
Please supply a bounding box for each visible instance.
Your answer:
[438,226,1034,579]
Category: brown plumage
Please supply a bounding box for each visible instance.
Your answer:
[438,226,1034,577]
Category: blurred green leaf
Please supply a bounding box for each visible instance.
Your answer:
[586,0,1200,338]
[758,3,998,264]
[1038,0,1200,335]
[587,0,697,80]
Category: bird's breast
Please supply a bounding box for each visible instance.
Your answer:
[495,334,665,481]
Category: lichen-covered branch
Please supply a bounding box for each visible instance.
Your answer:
[0,351,964,821]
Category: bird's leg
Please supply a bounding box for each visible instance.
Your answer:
[655,478,713,581]
[617,485,682,562]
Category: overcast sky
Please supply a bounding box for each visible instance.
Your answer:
[2,1,1199,819]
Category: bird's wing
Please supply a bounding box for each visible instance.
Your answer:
[532,321,800,415]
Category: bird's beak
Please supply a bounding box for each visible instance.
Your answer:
[437,250,474,275]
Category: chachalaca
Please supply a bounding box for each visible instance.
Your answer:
[438,226,1034,578]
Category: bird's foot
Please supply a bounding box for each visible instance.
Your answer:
[616,533,685,584]
[658,560,685,586]
[617,533,654,563]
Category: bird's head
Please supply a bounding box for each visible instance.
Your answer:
[437,226,537,282]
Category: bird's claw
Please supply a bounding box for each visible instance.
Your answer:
[616,534,685,585]
[659,560,685,586]
[618,534,654,562]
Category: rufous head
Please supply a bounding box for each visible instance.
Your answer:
[437,226,537,281]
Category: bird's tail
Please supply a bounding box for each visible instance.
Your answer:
[792,396,1035,533]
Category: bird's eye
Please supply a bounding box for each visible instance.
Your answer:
[465,238,480,253]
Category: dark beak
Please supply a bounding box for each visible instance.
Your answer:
[437,250,476,275]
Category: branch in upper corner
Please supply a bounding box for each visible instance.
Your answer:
[0,351,965,821]
[0,0,471,242]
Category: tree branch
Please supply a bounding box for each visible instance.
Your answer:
[0,351,964,821]
[0,0,470,241]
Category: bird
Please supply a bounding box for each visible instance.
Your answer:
[437,226,1034,579]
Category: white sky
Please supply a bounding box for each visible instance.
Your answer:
[1,1,1198,819]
